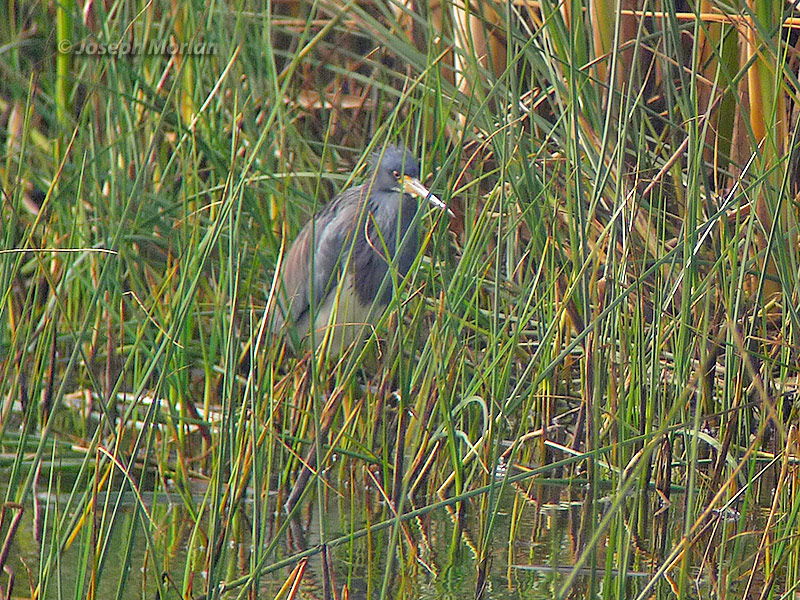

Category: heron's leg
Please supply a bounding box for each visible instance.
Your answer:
[284,387,337,514]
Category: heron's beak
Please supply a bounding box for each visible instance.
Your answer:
[402,176,454,217]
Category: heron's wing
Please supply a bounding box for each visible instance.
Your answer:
[276,222,311,326]
[276,185,364,332]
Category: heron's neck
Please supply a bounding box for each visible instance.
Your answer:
[368,193,417,236]
[351,192,419,307]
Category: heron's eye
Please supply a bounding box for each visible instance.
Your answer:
[392,169,400,179]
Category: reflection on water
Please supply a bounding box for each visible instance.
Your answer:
[1,473,763,599]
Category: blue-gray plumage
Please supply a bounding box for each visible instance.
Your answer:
[273,145,450,353]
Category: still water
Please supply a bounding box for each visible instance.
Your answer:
[2,472,760,599]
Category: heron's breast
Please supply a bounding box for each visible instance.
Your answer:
[311,277,384,353]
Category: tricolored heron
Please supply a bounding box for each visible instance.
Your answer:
[272,144,450,354]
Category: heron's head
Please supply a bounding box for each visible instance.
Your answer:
[369,144,449,213]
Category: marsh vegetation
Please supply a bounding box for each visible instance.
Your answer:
[1,1,799,598]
